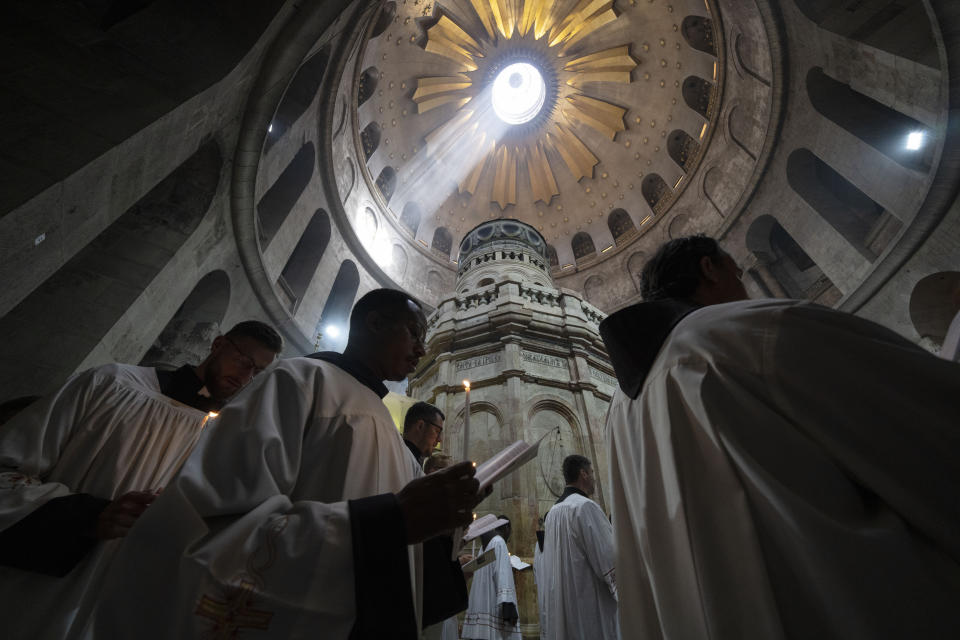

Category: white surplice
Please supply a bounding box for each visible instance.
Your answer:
[83,357,424,639]
[462,535,521,640]
[541,493,618,640]
[605,299,960,640]
[0,364,207,640]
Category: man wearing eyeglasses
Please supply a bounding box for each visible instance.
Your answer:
[0,319,282,640]
[403,401,445,464]
[155,320,283,412]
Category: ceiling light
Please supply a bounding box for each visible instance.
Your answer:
[325,324,341,339]
[491,62,546,125]
[906,131,925,150]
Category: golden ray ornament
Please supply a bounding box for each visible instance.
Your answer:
[413,0,637,209]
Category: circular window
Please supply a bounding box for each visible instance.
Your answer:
[491,62,546,125]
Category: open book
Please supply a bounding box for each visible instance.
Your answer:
[474,429,553,492]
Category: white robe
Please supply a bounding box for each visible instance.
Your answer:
[462,535,521,640]
[82,357,424,639]
[605,299,960,640]
[0,364,207,640]
[542,493,618,640]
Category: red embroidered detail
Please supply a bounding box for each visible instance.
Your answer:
[0,472,40,490]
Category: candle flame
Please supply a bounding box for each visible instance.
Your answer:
[463,379,471,390]
[207,411,219,418]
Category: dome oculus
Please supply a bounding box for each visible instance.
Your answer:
[491,62,546,125]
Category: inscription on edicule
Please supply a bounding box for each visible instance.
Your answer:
[456,353,502,371]
[521,350,565,368]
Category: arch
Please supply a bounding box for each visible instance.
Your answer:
[746,215,838,301]
[584,275,604,304]
[682,75,714,118]
[546,244,559,267]
[0,141,222,402]
[787,149,901,260]
[478,277,495,287]
[727,105,759,160]
[432,226,453,255]
[627,251,646,293]
[667,129,701,172]
[526,399,584,502]
[641,173,672,213]
[375,166,397,202]
[358,66,379,107]
[793,0,939,68]
[370,2,396,39]
[427,270,443,292]
[734,32,771,86]
[909,272,960,346]
[265,46,330,151]
[277,209,331,312]
[361,121,381,161]
[392,244,408,277]
[608,208,636,242]
[257,141,314,246]
[806,67,932,171]
[360,206,379,238]
[681,16,716,55]
[572,232,597,260]
[400,202,422,234]
[140,270,231,368]
[318,260,360,343]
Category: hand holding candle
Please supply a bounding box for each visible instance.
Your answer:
[462,379,471,461]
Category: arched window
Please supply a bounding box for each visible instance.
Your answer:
[667,129,701,172]
[806,67,932,171]
[140,270,231,369]
[370,2,396,39]
[277,209,331,312]
[746,215,839,304]
[572,232,597,260]
[257,141,314,246]
[641,174,672,213]
[358,66,379,107]
[0,141,222,402]
[681,16,716,55]
[400,202,422,235]
[478,278,495,287]
[793,0,938,68]
[432,227,453,256]
[375,166,397,202]
[265,46,330,151]
[317,261,360,349]
[787,149,901,260]
[682,76,714,118]
[909,272,960,347]
[546,244,559,267]
[608,208,636,242]
[361,121,381,161]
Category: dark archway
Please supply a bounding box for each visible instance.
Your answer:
[608,208,636,242]
[361,121,382,162]
[682,76,715,118]
[140,270,231,369]
[641,174,672,213]
[376,166,397,202]
[277,209,331,312]
[806,67,933,172]
[358,66,379,107]
[746,215,839,303]
[787,149,901,260]
[265,46,330,151]
[572,232,597,260]
[257,141,315,246]
[400,202,422,235]
[317,260,360,349]
[681,16,717,55]
[667,129,701,172]
[432,227,453,256]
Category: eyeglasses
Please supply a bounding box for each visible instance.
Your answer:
[424,420,443,436]
[223,335,268,375]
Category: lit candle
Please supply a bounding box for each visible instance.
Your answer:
[462,379,471,461]
[201,411,219,428]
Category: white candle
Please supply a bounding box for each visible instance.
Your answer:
[462,379,471,461]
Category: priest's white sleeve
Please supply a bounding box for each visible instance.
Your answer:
[0,369,111,575]
[87,359,418,640]
[577,500,617,600]
[493,537,518,607]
